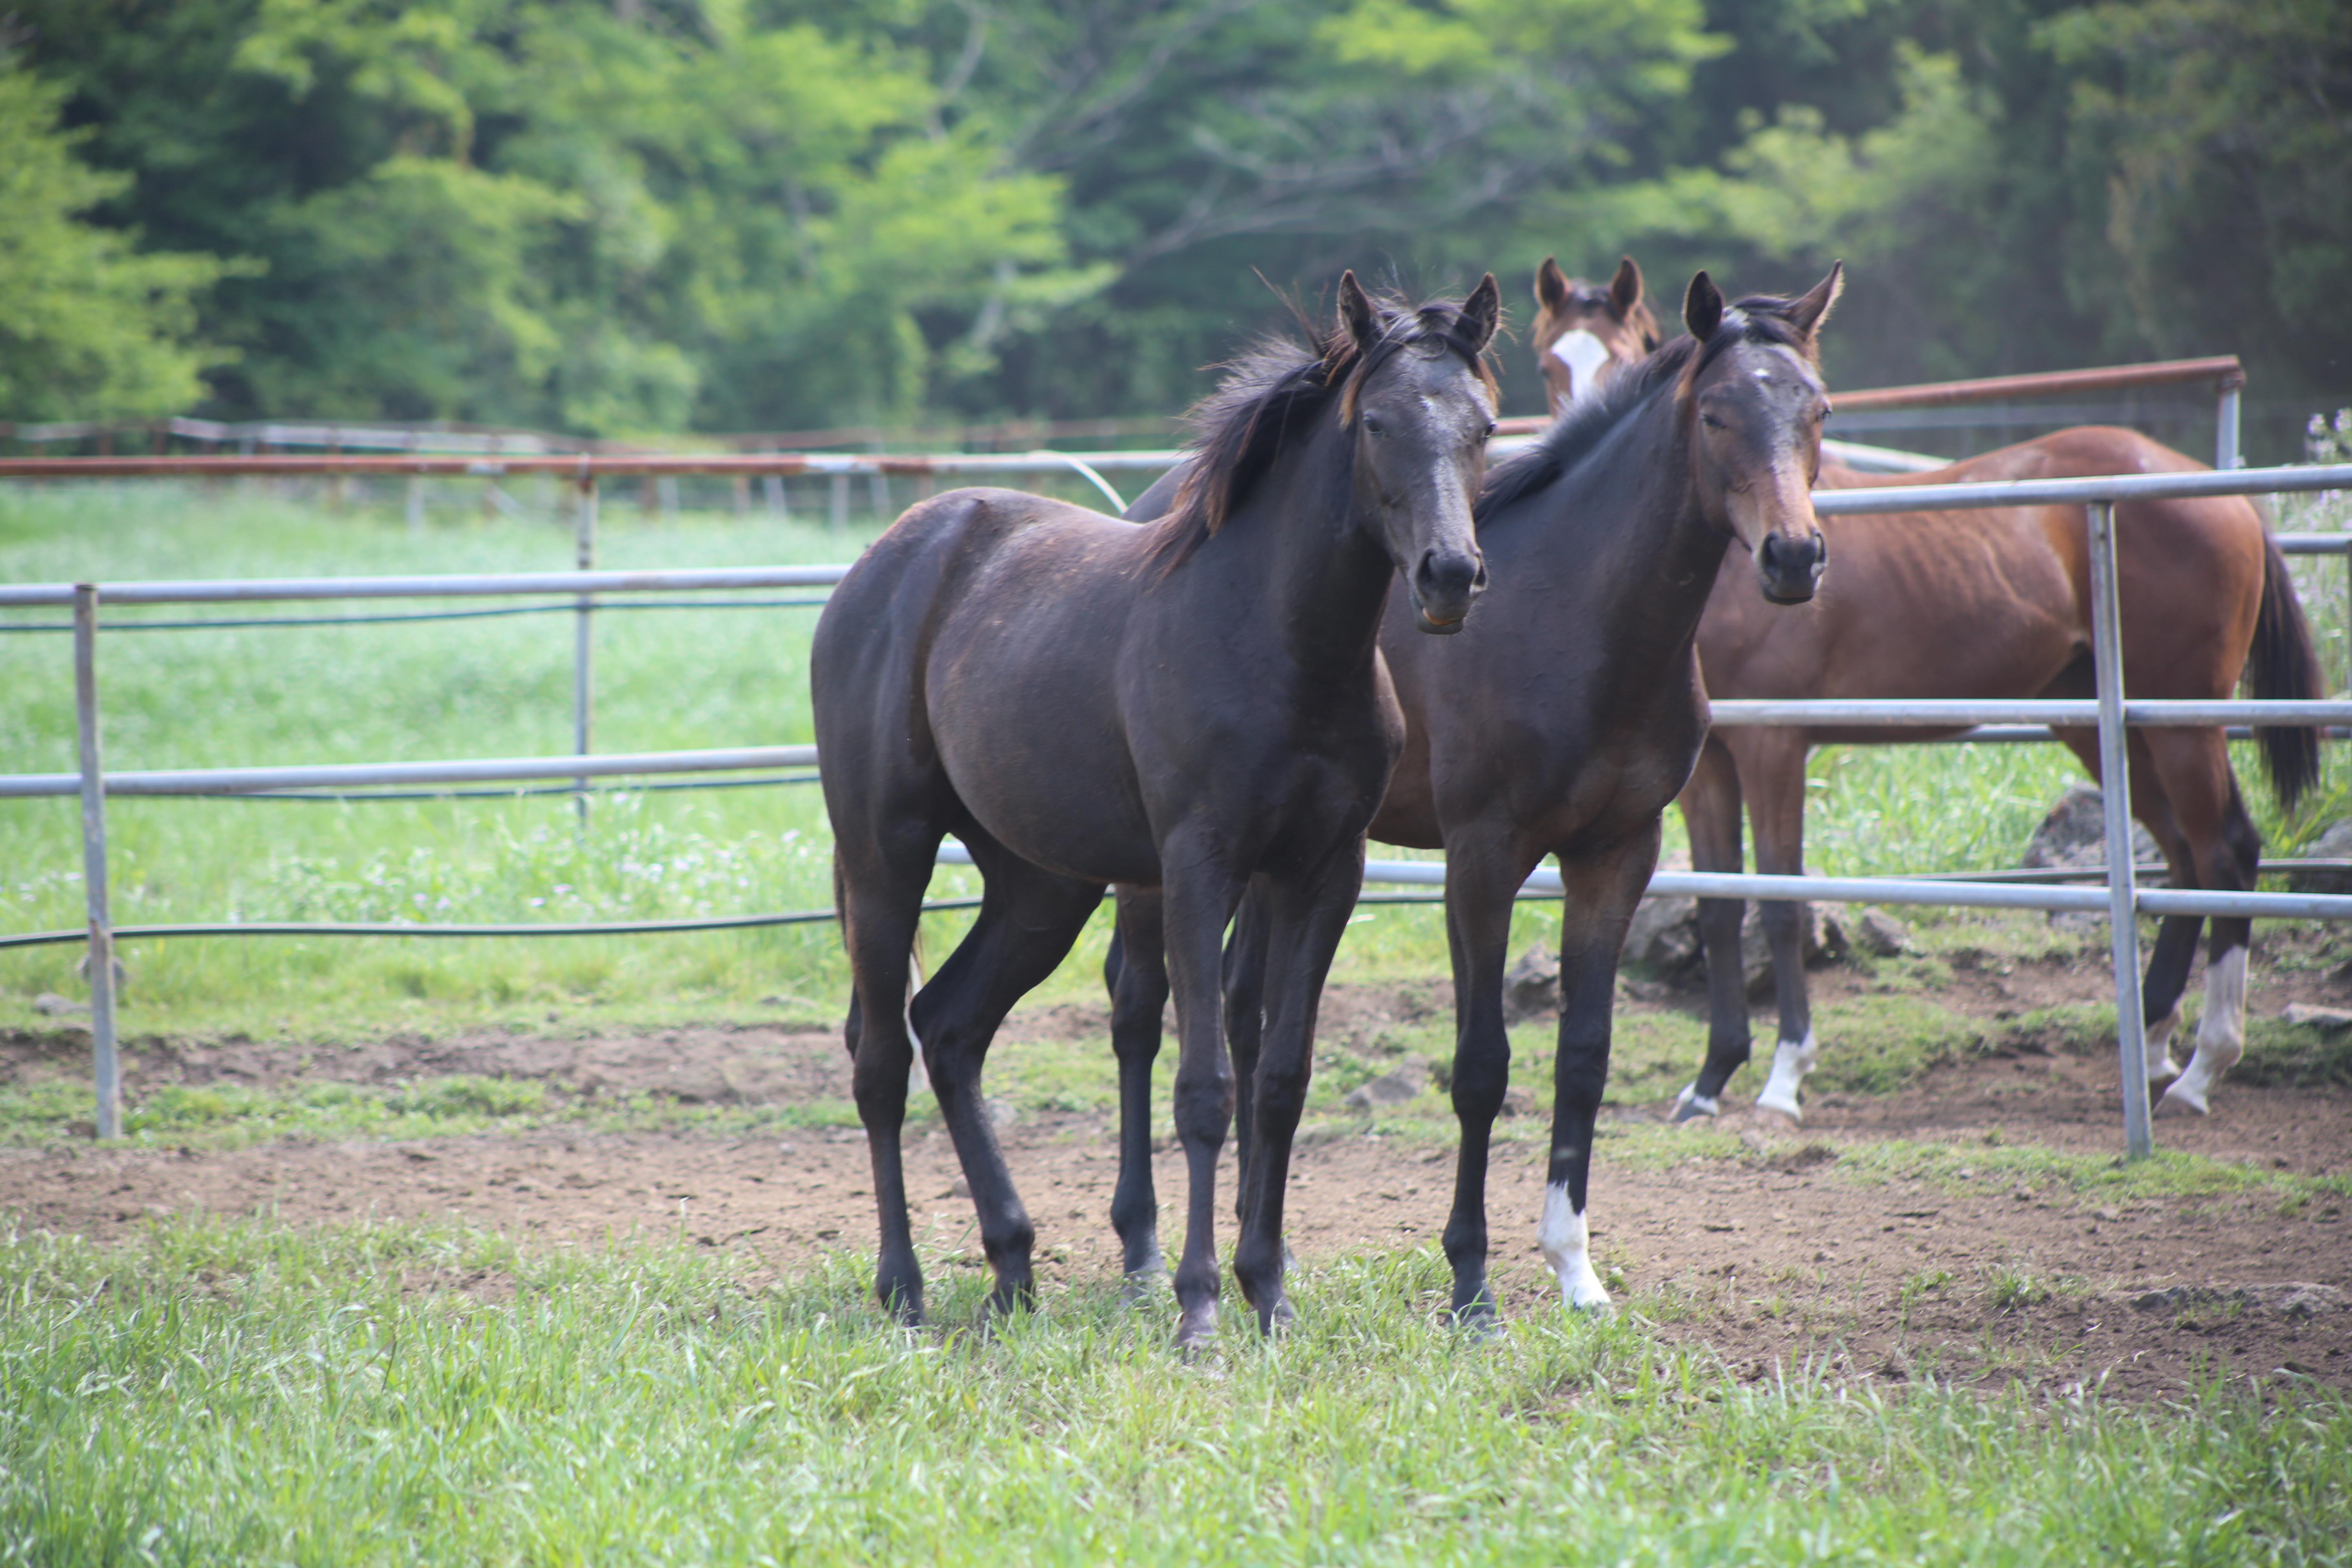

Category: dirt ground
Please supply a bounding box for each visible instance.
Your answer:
[4,956,2348,1402]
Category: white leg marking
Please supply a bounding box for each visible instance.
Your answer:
[2144,1008,2182,1085]
[2158,946,2247,1118]
[1538,1182,1612,1311]
[1752,1029,1819,1119]
[904,946,931,1095]
[1673,1082,1720,1121]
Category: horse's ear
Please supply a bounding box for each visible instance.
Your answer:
[1609,256,1643,321]
[1787,260,1844,342]
[1535,256,1570,314]
[1337,270,1380,356]
[1459,272,1501,352]
[1683,270,1724,341]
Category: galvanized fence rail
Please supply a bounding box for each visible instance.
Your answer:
[6,452,2352,1153]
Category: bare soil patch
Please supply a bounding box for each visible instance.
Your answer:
[4,966,2347,1401]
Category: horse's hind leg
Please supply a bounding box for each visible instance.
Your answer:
[834,837,941,1323]
[1105,886,1169,1289]
[918,831,1105,1314]
[2141,731,2262,1117]
[1676,737,1751,1119]
[2054,724,2224,1095]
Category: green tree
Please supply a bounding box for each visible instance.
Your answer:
[0,52,243,421]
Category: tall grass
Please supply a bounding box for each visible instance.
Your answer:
[2,1214,2345,1566]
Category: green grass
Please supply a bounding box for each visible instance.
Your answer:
[2,1213,2348,1566]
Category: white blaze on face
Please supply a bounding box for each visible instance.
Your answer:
[1538,1181,1612,1310]
[1548,329,1613,405]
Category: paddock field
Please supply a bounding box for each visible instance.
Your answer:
[4,484,2352,1564]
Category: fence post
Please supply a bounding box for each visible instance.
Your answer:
[829,473,849,536]
[2087,499,2153,1159]
[73,585,121,1140]
[574,469,597,828]
[2216,371,2243,471]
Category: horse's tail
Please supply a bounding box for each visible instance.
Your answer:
[2248,530,2325,813]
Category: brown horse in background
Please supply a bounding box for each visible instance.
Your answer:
[1679,431,2322,1124]
[1531,256,1659,415]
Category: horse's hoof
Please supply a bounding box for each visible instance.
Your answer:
[1120,1262,1168,1307]
[2154,1080,2211,1118]
[1258,1296,1296,1335]
[2146,1054,2183,1086]
[1753,1037,1816,1119]
[1173,1303,1219,1354]
[1562,1288,1615,1317]
[1450,1302,1504,1343]
[1672,1083,1719,1122]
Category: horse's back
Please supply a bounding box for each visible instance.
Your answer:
[1704,427,2263,716]
[812,486,1165,882]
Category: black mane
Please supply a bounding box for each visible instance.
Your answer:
[1478,293,1812,522]
[1151,292,1497,566]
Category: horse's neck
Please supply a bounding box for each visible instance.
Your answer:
[1558,398,1721,673]
[1240,432,1394,677]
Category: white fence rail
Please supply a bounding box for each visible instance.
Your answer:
[7,460,2352,1152]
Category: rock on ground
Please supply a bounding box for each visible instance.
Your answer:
[2025,781,2160,871]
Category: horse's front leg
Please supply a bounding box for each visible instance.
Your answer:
[1105,886,1170,1288]
[1541,826,1663,1312]
[1436,827,1547,1323]
[1231,846,1365,1332]
[1160,849,1244,1350]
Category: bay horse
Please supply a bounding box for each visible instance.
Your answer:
[1105,267,1842,1319]
[1532,256,1659,415]
[812,274,1502,1348]
[1678,431,2323,1123]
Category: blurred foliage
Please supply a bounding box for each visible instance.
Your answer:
[2,0,2346,430]
[0,49,249,419]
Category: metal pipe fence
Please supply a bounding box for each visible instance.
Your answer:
[6,440,2351,1152]
[1495,354,2245,468]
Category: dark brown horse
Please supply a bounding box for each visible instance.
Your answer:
[1105,267,1842,1319]
[1679,432,2323,1123]
[813,275,1501,1347]
[1531,256,1659,416]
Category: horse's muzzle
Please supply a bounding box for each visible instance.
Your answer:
[1756,528,1826,605]
[1410,548,1487,635]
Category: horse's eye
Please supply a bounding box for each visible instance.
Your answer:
[1482,421,1497,440]
[1701,414,1725,430]
[1363,416,1385,435]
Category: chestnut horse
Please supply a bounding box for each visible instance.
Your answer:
[1105,268,1841,1319]
[1679,432,2323,1123]
[814,276,1500,1348]
[1532,256,1659,415]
